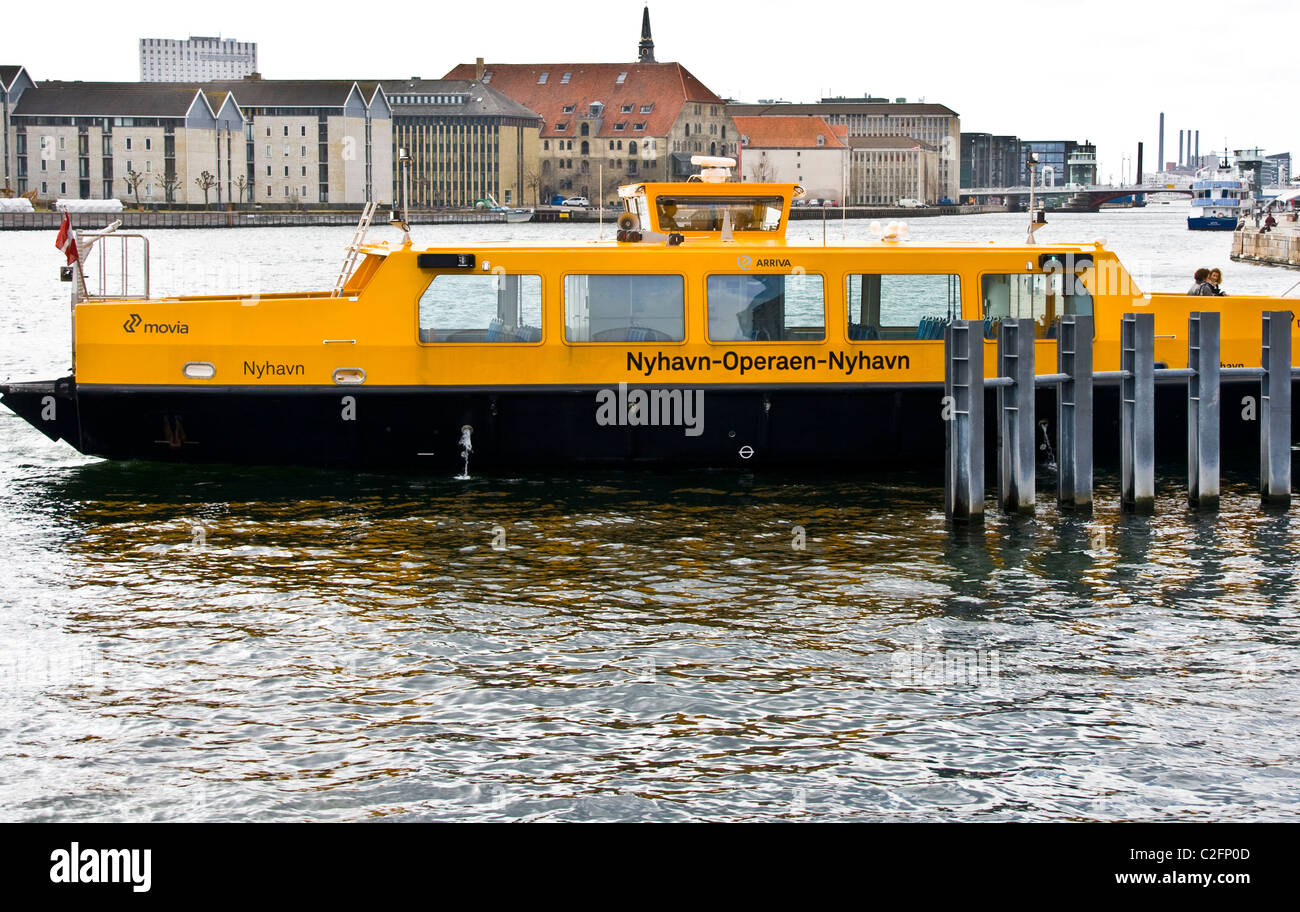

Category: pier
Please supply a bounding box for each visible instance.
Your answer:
[944,312,1296,520]
[1233,221,1300,270]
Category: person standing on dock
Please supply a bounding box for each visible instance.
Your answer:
[1263,211,1277,233]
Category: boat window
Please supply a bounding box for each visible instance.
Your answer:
[981,269,1091,340]
[655,196,783,232]
[707,274,825,342]
[564,274,685,342]
[418,274,543,343]
[846,274,961,341]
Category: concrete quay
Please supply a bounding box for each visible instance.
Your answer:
[1232,220,1300,269]
[0,209,514,231]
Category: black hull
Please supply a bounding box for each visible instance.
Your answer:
[1,379,1293,473]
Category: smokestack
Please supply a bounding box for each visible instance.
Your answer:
[1137,142,1143,184]
[1179,130,1184,168]
[1158,113,1164,173]
[475,57,485,81]
[1195,130,1200,164]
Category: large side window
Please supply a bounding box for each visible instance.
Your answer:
[418,274,542,343]
[564,274,684,342]
[707,273,825,342]
[846,274,961,341]
[982,268,1091,339]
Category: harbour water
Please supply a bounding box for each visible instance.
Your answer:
[1,206,1297,821]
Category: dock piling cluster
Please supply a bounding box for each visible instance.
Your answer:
[943,311,1295,520]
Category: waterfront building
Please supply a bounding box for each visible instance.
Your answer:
[960,132,1021,188]
[1263,152,1291,188]
[733,115,847,201]
[201,77,392,205]
[381,78,542,207]
[7,81,228,204]
[848,137,940,205]
[1,65,35,195]
[444,10,735,204]
[727,99,960,202]
[1020,140,1096,186]
[6,76,391,206]
[140,36,257,82]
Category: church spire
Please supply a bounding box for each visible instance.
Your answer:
[638,5,656,63]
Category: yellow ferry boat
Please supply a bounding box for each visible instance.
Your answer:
[2,157,1296,470]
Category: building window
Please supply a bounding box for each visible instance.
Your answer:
[301,166,307,177]
[562,105,575,114]
[283,125,288,136]
[145,138,152,150]
[633,123,645,131]
[418,274,543,343]
[266,165,272,176]
[563,274,685,343]
[621,105,633,114]
[301,145,306,156]
[560,72,571,84]
[125,137,132,150]
[301,125,307,136]
[538,72,549,84]
[640,104,654,114]
[284,166,289,177]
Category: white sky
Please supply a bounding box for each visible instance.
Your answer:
[12,0,1294,183]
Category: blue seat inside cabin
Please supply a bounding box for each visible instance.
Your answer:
[915,316,951,340]
[847,323,878,341]
[625,326,659,342]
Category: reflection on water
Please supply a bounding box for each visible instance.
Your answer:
[1,456,1297,821]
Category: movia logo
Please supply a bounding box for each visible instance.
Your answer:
[737,255,753,270]
[123,313,189,334]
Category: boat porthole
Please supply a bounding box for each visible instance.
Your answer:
[182,361,216,379]
[333,367,366,385]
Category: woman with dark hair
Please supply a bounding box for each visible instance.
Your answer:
[1187,268,1209,294]
[1194,268,1226,296]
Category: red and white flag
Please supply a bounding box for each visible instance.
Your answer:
[54,212,78,266]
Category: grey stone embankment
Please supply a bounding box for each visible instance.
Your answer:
[1232,220,1300,269]
[0,209,512,231]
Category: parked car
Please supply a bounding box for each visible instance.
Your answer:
[937,198,955,206]
[806,198,822,207]
[896,198,926,208]
[549,194,567,206]
[562,196,590,207]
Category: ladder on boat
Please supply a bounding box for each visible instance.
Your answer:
[331,201,378,297]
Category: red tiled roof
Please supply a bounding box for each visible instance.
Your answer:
[443,61,722,139]
[733,116,847,149]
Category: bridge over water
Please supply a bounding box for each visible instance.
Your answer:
[960,185,1193,212]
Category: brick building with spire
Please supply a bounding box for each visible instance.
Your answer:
[445,6,736,204]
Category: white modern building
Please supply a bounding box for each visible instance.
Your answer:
[140,37,258,82]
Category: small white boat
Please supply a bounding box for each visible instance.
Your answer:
[475,194,533,223]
